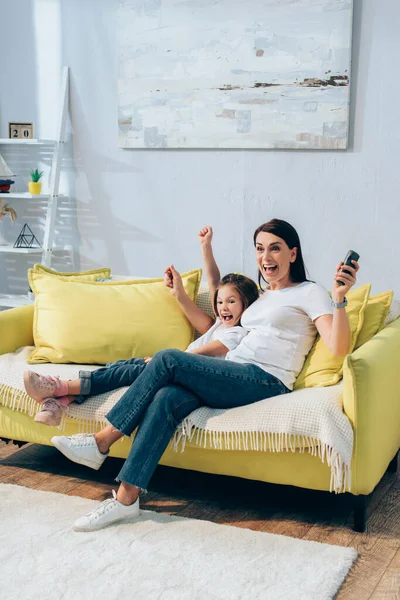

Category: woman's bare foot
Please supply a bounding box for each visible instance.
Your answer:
[94,425,124,454]
[116,481,141,506]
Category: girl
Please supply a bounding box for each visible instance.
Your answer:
[24,231,259,426]
[46,219,358,532]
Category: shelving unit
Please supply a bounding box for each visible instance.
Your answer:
[0,66,70,308]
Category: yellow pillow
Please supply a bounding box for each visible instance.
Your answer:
[28,269,202,365]
[294,284,371,389]
[355,290,393,349]
[32,264,111,281]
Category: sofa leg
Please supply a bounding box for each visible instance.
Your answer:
[0,437,27,448]
[387,450,399,473]
[14,440,27,448]
[353,495,368,532]
[0,437,12,445]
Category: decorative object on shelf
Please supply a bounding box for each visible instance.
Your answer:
[28,168,44,195]
[0,200,17,246]
[8,122,34,139]
[0,154,15,193]
[13,224,41,249]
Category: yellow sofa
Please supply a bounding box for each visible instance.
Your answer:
[1,303,399,532]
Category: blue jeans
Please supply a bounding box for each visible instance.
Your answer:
[75,358,147,404]
[105,349,290,491]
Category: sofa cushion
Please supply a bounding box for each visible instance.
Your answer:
[27,268,201,365]
[294,284,371,389]
[355,290,393,349]
[32,264,111,281]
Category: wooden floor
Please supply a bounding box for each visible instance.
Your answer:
[0,441,399,600]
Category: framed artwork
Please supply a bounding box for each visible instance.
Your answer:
[9,122,34,140]
[117,0,353,150]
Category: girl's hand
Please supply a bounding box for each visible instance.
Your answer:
[198,226,213,247]
[144,356,152,364]
[164,265,185,299]
[332,260,359,302]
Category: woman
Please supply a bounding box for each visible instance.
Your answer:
[51,219,359,531]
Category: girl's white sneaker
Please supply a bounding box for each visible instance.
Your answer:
[73,490,140,531]
[51,434,108,470]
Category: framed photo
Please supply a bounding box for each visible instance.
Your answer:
[8,122,34,139]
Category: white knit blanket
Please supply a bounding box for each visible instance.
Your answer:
[0,347,353,493]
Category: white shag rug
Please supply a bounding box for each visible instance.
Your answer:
[0,484,357,600]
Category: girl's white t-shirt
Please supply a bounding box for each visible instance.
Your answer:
[186,318,248,357]
[226,282,333,390]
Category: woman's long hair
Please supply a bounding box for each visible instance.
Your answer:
[253,219,310,289]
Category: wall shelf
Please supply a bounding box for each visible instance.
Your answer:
[0,246,44,254]
[0,246,65,255]
[0,139,55,145]
[0,192,64,200]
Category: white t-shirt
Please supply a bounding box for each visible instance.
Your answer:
[226,282,333,390]
[186,319,248,357]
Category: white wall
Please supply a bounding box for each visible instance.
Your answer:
[1,0,400,295]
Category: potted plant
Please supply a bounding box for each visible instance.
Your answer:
[0,200,17,245]
[29,168,44,195]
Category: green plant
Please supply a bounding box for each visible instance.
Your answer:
[30,168,44,183]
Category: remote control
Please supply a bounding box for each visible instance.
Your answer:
[338,250,360,285]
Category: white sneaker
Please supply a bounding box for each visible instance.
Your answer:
[73,490,140,532]
[51,434,108,470]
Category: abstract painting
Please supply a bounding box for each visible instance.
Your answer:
[117,0,353,149]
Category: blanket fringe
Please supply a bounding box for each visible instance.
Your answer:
[0,384,38,419]
[1,384,351,494]
[170,419,351,494]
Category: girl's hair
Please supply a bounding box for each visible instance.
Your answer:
[253,219,310,290]
[212,273,259,318]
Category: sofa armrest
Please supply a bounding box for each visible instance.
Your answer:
[0,304,34,355]
[343,318,400,494]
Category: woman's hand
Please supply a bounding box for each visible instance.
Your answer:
[164,265,185,300]
[144,356,152,364]
[332,260,359,302]
[198,226,213,247]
